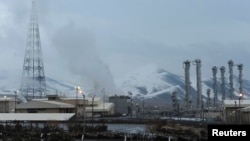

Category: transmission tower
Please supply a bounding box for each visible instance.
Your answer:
[20,0,46,100]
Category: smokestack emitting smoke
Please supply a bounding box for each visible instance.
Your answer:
[52,23,117,97]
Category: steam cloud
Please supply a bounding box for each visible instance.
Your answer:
[52,23,117,98]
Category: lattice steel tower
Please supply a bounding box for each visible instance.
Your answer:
[20,0,46,99]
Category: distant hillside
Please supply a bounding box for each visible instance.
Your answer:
[1,63,250,107]
[115,64,250,107]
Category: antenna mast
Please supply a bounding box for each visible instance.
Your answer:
[20,0,47,99]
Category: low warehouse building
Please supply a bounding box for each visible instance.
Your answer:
[222,100,250,124]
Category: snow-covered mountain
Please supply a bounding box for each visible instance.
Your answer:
[115,64,250,105]
[1,63,250,107]
[115,64,196,104]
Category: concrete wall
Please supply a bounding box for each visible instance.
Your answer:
[0,101,15,113]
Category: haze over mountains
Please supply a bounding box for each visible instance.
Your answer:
[1,64,250,107]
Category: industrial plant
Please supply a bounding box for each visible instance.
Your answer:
[181,58,250,124]
[1,0,250,140]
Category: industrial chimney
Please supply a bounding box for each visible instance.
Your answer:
[193,59,202,110]
[183,60,191,111]
[237,64,243,98]
[212,66,218,106]
[228,60,234,99]
[220,66,226,101]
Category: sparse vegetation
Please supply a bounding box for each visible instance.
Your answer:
[0,119,208,141]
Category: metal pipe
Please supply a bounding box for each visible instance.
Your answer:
[92,95,96,128]
[220,66,226,101]
[193,59,202,111]
[128,91,133,118]
[212,66,218,106]
[228,60,234,100]
[75,86,80,118]
[235,101,237,124]
[102,88,105,117]
[183,60,191,112]
[83,95,85,134]
[239,93,242,124]
[238,64,243,98]
[14,91,17,113]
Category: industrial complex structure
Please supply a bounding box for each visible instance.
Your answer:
[182,58,250,123]
[1,0,250,126]
[2,1,250,141]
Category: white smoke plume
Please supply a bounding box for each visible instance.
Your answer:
[51,22,117,98]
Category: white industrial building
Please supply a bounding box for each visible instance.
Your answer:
[0,94,114,121]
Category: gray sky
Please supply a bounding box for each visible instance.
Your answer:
[1,0,250,94]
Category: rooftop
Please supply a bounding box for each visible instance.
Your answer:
[16,100,74,109]
[0,113,75,121]
[223,100,250,107]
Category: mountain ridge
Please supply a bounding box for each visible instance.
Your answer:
[115,64,250,104]
[0,64,249,107]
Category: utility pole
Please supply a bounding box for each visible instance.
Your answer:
[235,101,237,124]
[80,90,85,137]
[142,97,145,118]
[101,88,105,117]
[14,91,18,113]
[239,93,242,124]
[92,95,96,128]
[128,91,133,118]
[75,86,80,118]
